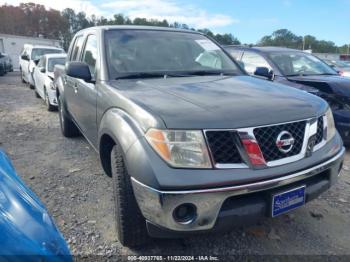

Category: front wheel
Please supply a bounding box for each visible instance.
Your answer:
[20,68,26,83]
[44,88,56,111]
[57,94,80,137]
[29,72,35,89]
[34,85,40,98]
[111,144,149,247]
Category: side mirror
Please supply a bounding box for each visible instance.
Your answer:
[21,54,29,61]
[66,61,92,82]
[254,67,274,80]
[33,59,40,65]
[40,67,46,73]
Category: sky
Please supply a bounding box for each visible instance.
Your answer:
[0,0,349,45]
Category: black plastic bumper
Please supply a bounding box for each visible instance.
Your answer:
[334,110,350,145]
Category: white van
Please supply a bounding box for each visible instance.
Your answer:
[19,44,64,88]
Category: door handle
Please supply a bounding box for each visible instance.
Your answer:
[74,83,78,94]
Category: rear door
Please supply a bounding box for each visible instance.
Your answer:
[33,57,45,97]
[74,34,99,144]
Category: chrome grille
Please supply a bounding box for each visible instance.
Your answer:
[253,121,306,162]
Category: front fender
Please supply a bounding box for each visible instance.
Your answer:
[98,108,145,156]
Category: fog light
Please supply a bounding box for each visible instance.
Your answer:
[173,203,197,224]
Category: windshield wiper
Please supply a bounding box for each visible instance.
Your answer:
[115,72,191,80]
[286,73,337,77]
[185,70,235,76]
[306,73,337,76]
[115,72,165,80]
[115,70,237,80]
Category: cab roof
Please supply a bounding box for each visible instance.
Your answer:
[75,25,203,35]
[43,53,67,59]
[224,45,304,53]
[24,44,63,50]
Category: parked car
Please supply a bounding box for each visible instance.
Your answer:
[0,149,71,259]
[19,44,64,88]
[33,53,66,111]
[0,53,13,74]
[323,59,350,77]
[0,53,5,76]
[55,26,344,247]
[224,46,350,144]
[5,54,14,72]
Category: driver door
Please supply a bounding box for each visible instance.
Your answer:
[73,34,98,145]
[33,57,42,95]
[35,57,46,98]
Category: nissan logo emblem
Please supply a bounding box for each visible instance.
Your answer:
[276,131,295,153]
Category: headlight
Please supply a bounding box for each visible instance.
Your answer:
[325,108,336,141]
[145,129,212,168]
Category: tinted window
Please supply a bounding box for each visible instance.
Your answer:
[82,35,97,77]
[268,52,337,76]
[31,48,63,60]
[241,51,271,75]
[71,36,84,61]
[226,48,243,60]
[37,57,45,68]
[48,58,66,72]
[105,30,241,78]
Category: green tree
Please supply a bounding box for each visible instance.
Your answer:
[259,29,342,53]
[259,29,302,49]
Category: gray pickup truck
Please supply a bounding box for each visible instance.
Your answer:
[55,26,345,247]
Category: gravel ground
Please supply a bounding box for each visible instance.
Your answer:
[1,72,350,260]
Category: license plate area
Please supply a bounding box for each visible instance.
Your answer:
[272,185,306,217]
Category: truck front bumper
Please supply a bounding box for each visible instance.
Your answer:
[131,147,345,236]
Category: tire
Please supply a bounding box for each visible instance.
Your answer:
[57,94,80,137]
[29,73,35,89]
[111,144,149,247]
[44,88,56,111]
[34,86,40,98]
[20,68,26,83]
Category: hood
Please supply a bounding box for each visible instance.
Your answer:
[339,67,350,72]
[112,75,327,129]
[0,150,71,259]
[287,75,350,98]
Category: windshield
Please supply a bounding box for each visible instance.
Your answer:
[31,48,63,61]
[105,30,242,79]
[268,52,337,76]
[48,57,66,72]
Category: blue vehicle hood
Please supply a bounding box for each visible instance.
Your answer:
[0,150,71,261]
[287,75,350,98]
